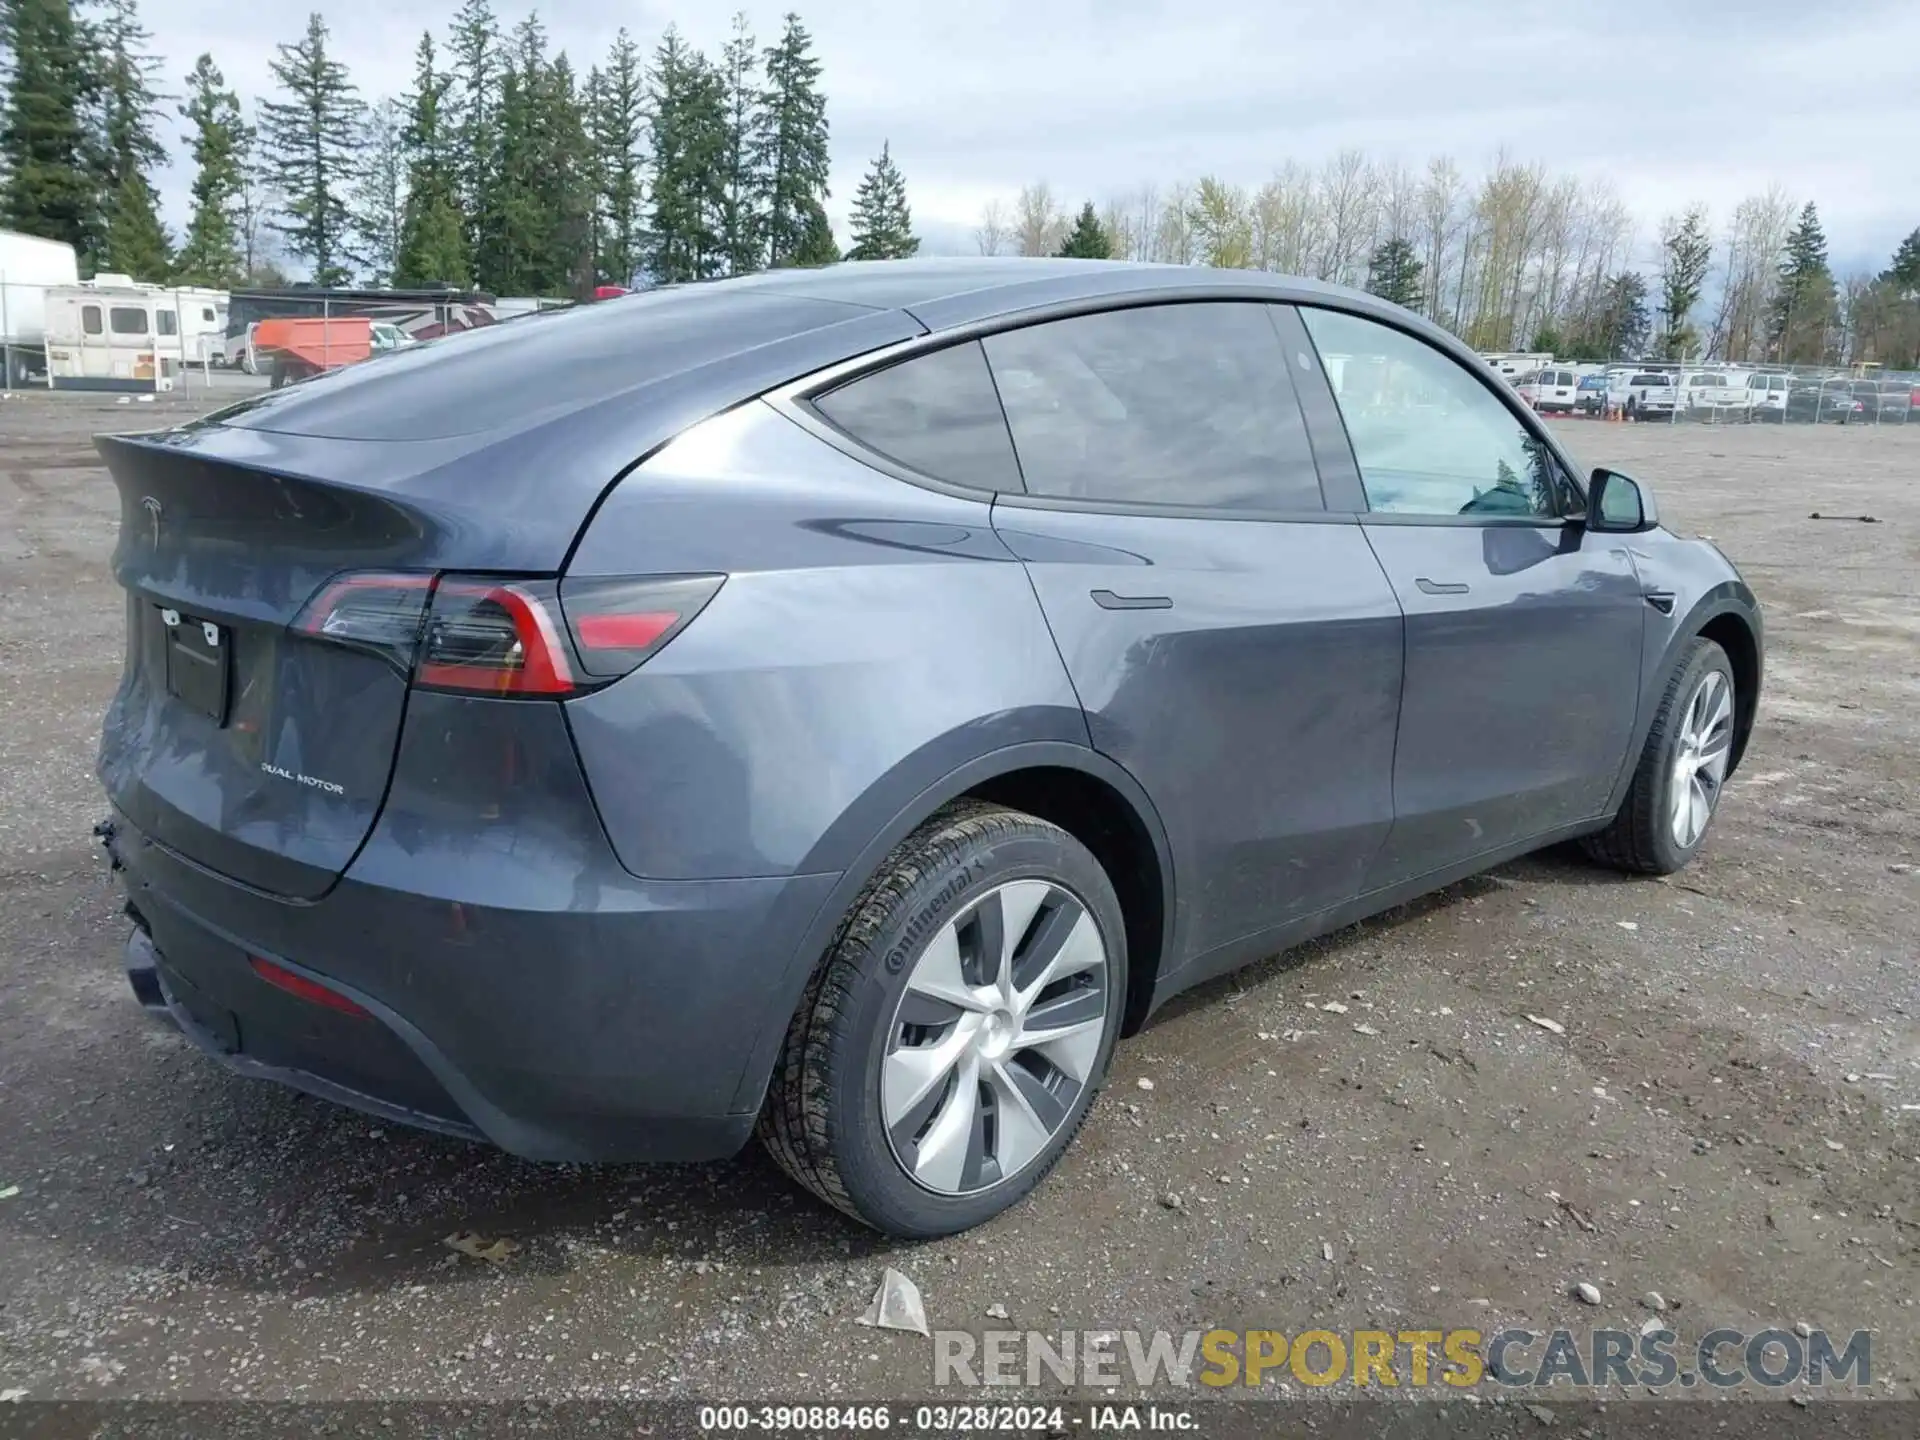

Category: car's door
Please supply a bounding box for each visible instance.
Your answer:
[1293,305,1646,890]
[977,302,1404,970]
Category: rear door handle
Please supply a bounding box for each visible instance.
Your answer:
[1091,589,1173,610]
[1414,578,1470,595]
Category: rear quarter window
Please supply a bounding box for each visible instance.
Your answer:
[812,341,1023,492]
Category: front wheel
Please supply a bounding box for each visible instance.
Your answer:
[1583,638,1737,875]
[758,802,1127,1236]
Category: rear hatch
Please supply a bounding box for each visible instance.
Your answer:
[97,439,448,898]
[97,287,920,899]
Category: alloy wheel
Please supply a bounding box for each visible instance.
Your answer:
[881,879,1109,1196]
[1670,670,1733,849]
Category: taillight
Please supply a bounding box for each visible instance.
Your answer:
[558,575,724,679]
[292,570,722,696]
[292,572,434,671]
[417,577,575,696]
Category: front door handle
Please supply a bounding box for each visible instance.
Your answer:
[1414,578,1470,596]
[1091,589,1173,611]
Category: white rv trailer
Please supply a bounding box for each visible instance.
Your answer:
[0,230,83,384]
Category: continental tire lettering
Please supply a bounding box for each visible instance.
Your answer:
[884,865,974,974]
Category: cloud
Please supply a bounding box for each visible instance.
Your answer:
[146,0,1920,271]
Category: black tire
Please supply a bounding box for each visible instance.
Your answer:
[757,800,1128,1237]
[1582,637,1736,875]
[1625,397,1637,421]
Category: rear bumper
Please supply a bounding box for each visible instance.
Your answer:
[107,810,840,1162]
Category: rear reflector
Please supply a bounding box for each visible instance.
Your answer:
[249,956,371,1018]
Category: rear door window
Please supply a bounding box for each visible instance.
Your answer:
[981,302,1324,511]
[82,305,103,336]
[811,340,1022,492]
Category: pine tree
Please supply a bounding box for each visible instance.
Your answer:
[1879,227,1919,295]
[473,17,594,296]
[717,12,766,276]
[1657,206,1712,357]
[257,13,365,285]
[588,28,645,287]
[104,168,169,277]
[1605,271,1651,358]
[233,124,270,276]
[1054,201,1111,259]
[1364,236,1424,310]
[644,27,727,283]
[540,53,595,298]
[93,0,170,277]
[845,141,916,261]
[473,14,544,293]
[445,0,500,275]
[789,196,838,267]
[756,13,829,268]
[172,55,246,286]
[395,33,467,287]
[1771,202,1834,363]
[351,99,405,285]
[0,0,103,263]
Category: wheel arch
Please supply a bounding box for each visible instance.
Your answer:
[1608,585,1762,815]
[727,741,1177,1114]
[1695,608,1761,775]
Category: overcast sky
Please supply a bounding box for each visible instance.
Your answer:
[144,0,1920,274]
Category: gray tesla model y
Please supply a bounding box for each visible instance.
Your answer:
[96,259,1761,1236]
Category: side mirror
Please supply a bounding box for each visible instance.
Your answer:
[1587,467,1657,533]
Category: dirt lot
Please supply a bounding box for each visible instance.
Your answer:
[1,392,1916,1412]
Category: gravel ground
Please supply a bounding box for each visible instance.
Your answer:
[0,393,1915,1410]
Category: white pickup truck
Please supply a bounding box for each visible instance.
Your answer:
[1608,370,1679,420]
[1681,371,1751,421]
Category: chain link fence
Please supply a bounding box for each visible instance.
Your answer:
[1512,359,1920,428]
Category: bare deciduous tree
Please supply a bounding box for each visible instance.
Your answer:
[974,197,1009,256]
[1014,182,1063,257]
[1314,149,1376,285]
[1707,187,1794,363]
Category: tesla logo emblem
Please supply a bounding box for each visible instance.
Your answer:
[141,496,162,547]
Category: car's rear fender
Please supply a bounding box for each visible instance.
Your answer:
[723,738,1179,1116]
[562,402,1095,883]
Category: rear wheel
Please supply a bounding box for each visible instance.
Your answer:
[758,801,1126,1236]
[1583,638,1736,875]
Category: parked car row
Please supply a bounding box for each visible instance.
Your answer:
[1513,361,1918,424]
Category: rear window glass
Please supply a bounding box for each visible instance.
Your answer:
[813,341,1022,492]
[983,302,1323,512]
[1629,374,1666,386]
[109,306,149,335]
